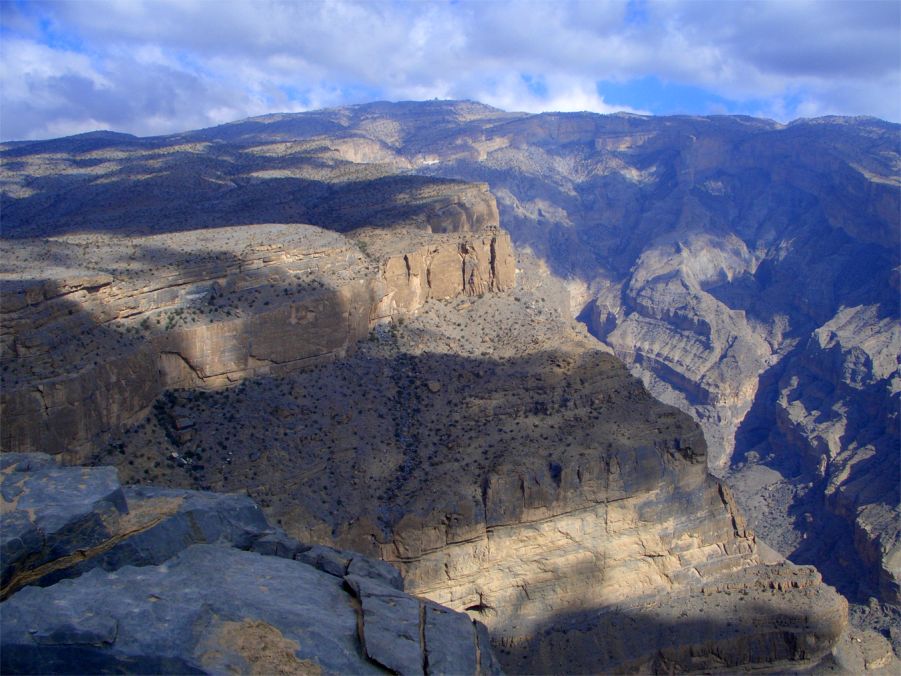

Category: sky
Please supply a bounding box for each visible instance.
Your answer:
[1,0,899,141]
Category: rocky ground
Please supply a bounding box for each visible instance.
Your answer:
[1,453,500,674]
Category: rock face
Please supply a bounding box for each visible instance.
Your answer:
[407,110,900,607]
[757,305,901,604]
[79,252,847,673]
[0,102,883,671]
[4,103,893,599]
[0,221,514,461]
[0,453,500,675]
[71,99,890,610]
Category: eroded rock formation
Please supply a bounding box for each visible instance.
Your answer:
[0,222,513,461]
[45,238,846,673]
[1,102,893,670]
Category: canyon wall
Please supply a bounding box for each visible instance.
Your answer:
[85,257,849,672]
[2,105,890,670]
[0,222,514,460]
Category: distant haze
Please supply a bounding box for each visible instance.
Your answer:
[1,0,899,141]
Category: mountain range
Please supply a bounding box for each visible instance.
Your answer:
[1,100,898,673]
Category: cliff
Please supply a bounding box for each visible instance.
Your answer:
[2,105,892,671]
[0,222,514,461]
[65,238,849,673]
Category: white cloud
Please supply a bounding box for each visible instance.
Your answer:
[1,0,898,140]
[465,73,645,116]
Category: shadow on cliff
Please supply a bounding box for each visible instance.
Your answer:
[1,167,479,239]
[90,328,709,555]
[0,278,160,456]
[0,236,353,461]
[730,337,899,604]
[489,599,839,674]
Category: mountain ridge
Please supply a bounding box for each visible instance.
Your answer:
[1,98,898,671]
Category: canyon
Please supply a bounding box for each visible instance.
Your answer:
[1,100,898,673]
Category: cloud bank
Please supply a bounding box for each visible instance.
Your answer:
[1,0,899,140]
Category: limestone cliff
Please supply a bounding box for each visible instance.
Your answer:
[1,104,886,671]
[0,222,514,460]
[78,245,849,673]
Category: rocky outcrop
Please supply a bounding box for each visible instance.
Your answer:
[1,453,128,598]
[1,451,274,600]
[389,105,899,607]
[2,545,501,676]
[93,264,849,673]
[0,220,515,461]
[763,305,900,603]
[0,453,500,675]
[369,226,515,315]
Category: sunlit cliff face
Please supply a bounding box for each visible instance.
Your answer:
[0,220,514,459]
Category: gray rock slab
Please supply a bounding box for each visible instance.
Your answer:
[298,544,404,589]
[347,552,404,590]
[423,600,478,676]
[23,485,273,590]
[346,573,425,676]
[250,528,303,559]
[1,544,383,675]
[119,485,271,555]
[475,620,504,675]
[297,543,351,577]
[1,461,126,593]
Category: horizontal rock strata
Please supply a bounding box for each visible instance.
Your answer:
[0,222,514,460]
[94,266,849,673]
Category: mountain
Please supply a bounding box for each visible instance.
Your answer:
[1,100,899,672]
[0,214,855,673]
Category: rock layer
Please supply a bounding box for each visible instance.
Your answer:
[0,221,514,460]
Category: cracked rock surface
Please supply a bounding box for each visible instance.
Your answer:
[1,453,500,675]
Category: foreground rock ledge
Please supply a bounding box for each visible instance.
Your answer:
[0,454,501,675]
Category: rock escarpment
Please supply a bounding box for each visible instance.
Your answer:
[404,110,900,607]
[0,221,513,461]
[0,106,882,670]
[86,251,850,673]
[0,453,501,675]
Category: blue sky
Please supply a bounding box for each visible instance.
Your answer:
[1,0,899,140]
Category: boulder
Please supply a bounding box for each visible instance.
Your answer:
[1,457,127,598]
[2,545,381,675]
